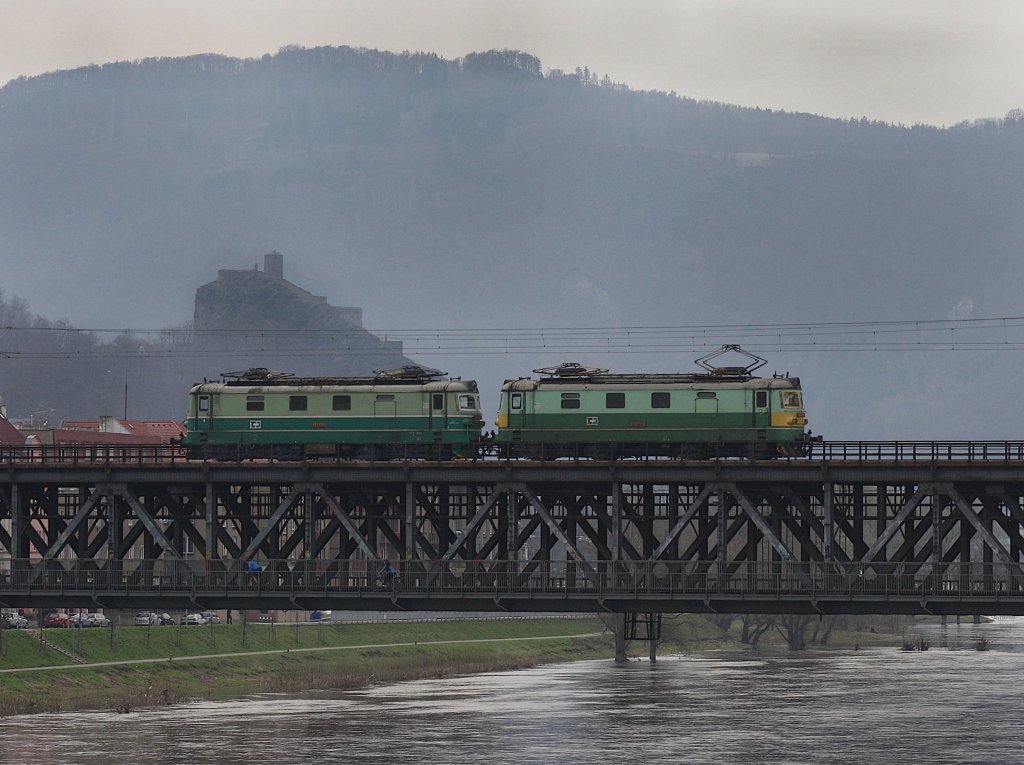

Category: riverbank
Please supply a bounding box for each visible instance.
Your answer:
[0,618,613,716]
[0,614,907,716]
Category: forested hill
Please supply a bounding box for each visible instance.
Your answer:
[1,46,1023,434]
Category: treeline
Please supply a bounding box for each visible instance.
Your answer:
[0,291,141,422]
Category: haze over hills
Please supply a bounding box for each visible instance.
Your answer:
[0,46,1022,435]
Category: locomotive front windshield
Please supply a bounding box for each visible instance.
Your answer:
[458,394,478,411]
[780,392,803,409]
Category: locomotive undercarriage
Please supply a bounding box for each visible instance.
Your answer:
[184,442,465,462]
[491,440,808,461]
[186,439,809,462]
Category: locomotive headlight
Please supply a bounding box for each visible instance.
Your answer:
[496,413,509,428]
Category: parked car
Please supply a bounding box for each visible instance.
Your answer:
[157,613,175,626]
[42,612,70,628]
[134,611,160,626]
[199,611,221,624]
[83,613,111,628]
[180,613,206,626]
[0,614,28,629]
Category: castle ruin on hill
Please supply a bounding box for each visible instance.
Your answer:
[191,251,411,377]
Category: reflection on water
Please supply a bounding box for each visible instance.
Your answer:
[4,618,1024,764]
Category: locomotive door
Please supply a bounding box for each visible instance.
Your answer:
[508,391,527,434]
[197,394,212,430]
[429,391,447,435]
[753,389,769,427]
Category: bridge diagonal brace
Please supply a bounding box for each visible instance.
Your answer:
[857,487,928,566]
[239,485,302,562]
[943,484,1020,577]
[317,490,377,559]
[115,484,182,559]
[727,482,816,589]
[724,483,799,564]
[520,486,599,582]
[40,485,109,563]
[441,489,503,561]
[649,485,713,561]
[774,486,850,564]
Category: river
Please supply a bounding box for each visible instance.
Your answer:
[2,617,1023,764]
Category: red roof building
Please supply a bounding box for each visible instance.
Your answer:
[23,417,185,446]
[0,413,24,446]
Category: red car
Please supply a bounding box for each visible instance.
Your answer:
[42,612,70,628]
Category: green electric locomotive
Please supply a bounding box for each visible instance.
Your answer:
[492,346,812,459]
[182,366,484,459]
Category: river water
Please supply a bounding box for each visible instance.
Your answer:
[2,618,1024,764]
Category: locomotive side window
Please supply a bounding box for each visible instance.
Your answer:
[696,391,716,399]
[561,393,581,409]
[432,394,444,410]
[606,392,625,409]
[651,392,670,408]
[376,394,395,401]
[755,391,768,408]
[246,396,265,412]
[289,395,308,411]
[458,395,477,410]
[333,395,351,411]
[781,392,803,409]
[198,395,210,412]
[511,393,523,410]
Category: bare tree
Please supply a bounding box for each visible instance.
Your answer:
[740,614,775,645]
[774,614,814,650]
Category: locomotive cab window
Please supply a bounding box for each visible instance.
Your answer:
[780,392,803,409]
[289,395,308,411]
[246,396,265,412]
[606,392,625,409]
[510,393,524,410]
[755,391,768,408]
[458,395,477,411]
[432,394,444,411]
[651,392,670,408]
[333,395,351,411]
[561,393,581,409]
[198,395,210,412]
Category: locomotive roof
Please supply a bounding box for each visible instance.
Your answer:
[190,379,479,394]
[502,374,801,390]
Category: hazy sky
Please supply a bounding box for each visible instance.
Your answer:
[1,0,1021,126]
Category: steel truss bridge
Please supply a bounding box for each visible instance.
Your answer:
[4,442,1024,615]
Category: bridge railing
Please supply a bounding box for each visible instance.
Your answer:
[5,441,1024,465]
[2,558,1022,601]
[808,441,1024,462]
[0,444,189,465]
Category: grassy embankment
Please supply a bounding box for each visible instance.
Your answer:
[0,618,613,715]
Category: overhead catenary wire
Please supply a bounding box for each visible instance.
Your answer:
[3,315,1024,359]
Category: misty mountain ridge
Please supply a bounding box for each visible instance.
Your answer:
[1,45,1023,437]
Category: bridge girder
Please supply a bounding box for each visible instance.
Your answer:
[3,463,1024,613]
